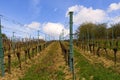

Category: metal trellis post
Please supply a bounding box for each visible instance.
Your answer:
[62,29,64,41]
[38,30,40,53]
[0,16,5,76]
[12,32,15,56]
[69,12,75,80]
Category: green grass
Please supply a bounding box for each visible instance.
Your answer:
[54,70,65,80]
[19,65,50,80]
[74,49,120,80]
[20,50,52,80]
[20,42,65,80]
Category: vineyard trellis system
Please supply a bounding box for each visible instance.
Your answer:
[2,36,52,75]
[0,14,54,77]
[75,38,120,65]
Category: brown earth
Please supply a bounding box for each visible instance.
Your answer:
[0,42,72,80]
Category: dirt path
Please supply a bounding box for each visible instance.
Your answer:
[20,42,72,80]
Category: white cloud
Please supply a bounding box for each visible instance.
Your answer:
[25,21,41,30]
[39,35,45,40]
[66,5,83,16]
[42,22,69,38]
[108,2,120,12]
[114,16,120,23]
[66,5,107,25]
[108,16,120,24]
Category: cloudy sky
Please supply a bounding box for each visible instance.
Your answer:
[0,0,120,40]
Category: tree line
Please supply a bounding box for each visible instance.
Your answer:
[76,22,120,40]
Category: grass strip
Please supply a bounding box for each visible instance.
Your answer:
[74,49,120,80]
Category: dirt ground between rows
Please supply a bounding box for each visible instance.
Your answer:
[0,42,72,80]
[75,46,120,74]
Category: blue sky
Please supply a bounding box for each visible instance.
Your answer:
[0,0,120,40]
